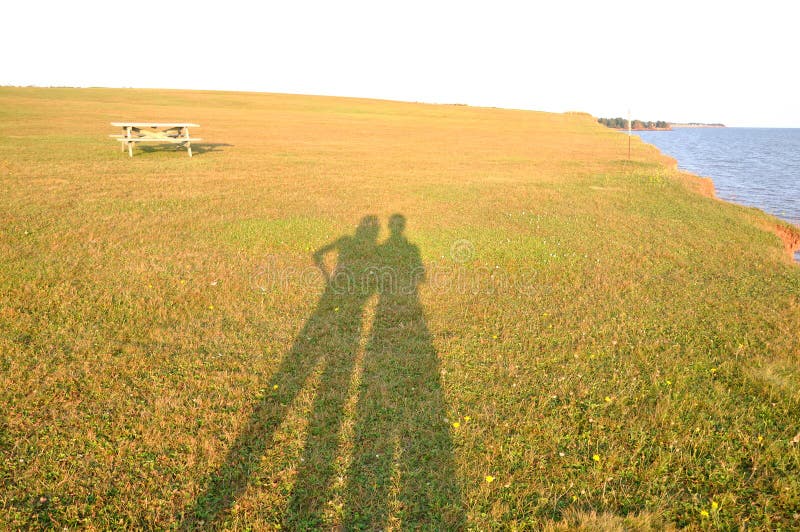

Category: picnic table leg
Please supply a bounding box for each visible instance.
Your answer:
[126,126,133,157]
[184,127,192,157]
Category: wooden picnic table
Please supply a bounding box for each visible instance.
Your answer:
[111,122,201,157]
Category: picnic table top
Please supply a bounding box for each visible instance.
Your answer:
[111,122,200,128]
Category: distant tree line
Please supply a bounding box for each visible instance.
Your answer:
[597,117,669,129]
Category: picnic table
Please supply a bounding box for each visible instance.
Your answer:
[110,122,201,157]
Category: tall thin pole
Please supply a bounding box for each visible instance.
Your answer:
[627,108,632,160]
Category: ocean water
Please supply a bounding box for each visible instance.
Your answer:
[633,127,800,261]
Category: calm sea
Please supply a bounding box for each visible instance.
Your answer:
[633,128,800,261]
[633,128,800,226]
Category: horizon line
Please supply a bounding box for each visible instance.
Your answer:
[1,83,796,129]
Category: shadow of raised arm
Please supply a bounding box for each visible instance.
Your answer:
[313,239,340,285]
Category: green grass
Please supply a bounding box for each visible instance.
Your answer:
[1,87,799,529]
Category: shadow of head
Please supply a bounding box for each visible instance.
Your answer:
[388,213,406,237]
[355,215,380,241]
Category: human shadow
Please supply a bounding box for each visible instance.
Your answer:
[186,216,379,528]
[341,214,463,529]
[185,215,463,529]
[138,143,233,155]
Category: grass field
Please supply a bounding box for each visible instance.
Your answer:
[1,87,799,530]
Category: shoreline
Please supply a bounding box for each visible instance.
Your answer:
[655,153,800,263]
[613,127,672,131]
[625,123,800,263]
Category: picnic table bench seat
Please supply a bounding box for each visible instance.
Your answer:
[109,135,203,142]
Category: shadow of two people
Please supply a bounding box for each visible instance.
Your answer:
[188,214,463,530]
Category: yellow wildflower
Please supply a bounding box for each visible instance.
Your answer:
[485,475,494,483]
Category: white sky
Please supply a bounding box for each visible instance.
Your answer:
[3,0,798,127]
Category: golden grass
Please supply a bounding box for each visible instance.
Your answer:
[1,87,799,529]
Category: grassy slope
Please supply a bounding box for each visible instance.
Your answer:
[0,87,798,529]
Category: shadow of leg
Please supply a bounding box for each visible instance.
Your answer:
[396,318,464,529]
[185,288,360,528]
[285,297,368,528]
[343,307,464,529]
[341,342,397,530]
